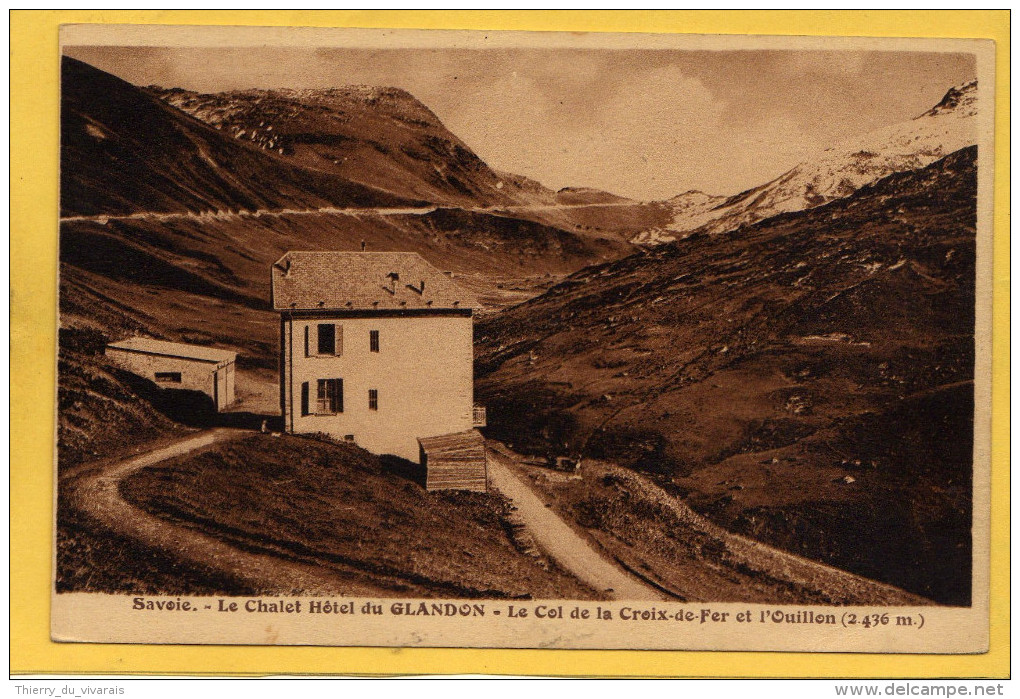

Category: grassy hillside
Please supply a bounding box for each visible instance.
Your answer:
[57,275,195,468]
[57,442,253,595]
[61,57,411,217]
[500,454,927,605]
[148,82,670,242]
[495,200,673,243]
[112,434,595,598]
[150,84,549,209]
[476,147,977,605]
[58,206,632,360]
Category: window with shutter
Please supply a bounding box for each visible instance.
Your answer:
[370,329,380,353]
[368,389,378,411]
[317,324,336,354]
[316,378,343,414]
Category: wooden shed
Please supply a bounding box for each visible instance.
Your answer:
[418,429,488,492]
[106,337,237,412]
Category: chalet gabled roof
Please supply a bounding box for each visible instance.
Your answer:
[271,251,477,312]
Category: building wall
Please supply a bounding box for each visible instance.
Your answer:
[215,363,236,410]
[281,313,474,462]
[105,348,235,411]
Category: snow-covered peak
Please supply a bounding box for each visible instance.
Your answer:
[917,80,977,119]
[641,80,979,244]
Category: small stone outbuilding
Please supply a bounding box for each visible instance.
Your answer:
[106,337,237,412]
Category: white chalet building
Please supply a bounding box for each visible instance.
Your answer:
[271,251,487,490]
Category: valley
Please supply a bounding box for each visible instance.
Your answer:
[56,54,979,606]
[476,148,977,605]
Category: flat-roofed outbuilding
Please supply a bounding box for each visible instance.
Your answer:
[106,337,237,412]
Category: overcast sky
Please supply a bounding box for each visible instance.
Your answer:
[64,46,975,200]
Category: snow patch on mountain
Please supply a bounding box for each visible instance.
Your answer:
[641,80,978,244]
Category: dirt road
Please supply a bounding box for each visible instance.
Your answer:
[59,201,642,226]
[68,429,378,595]
[486,444,931,605]
[486,447,666,601]
[70,427,664,598]
[59,205,439,226]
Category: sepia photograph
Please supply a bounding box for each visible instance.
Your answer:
[50,25,994,652]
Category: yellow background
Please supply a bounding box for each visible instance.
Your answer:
[11,10,1010,677]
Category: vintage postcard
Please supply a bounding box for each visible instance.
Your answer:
[50,23,995,654]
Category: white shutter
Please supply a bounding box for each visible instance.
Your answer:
[335,324,343,356]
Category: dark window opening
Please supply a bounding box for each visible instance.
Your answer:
[317,324,336,355]
[316,378,343,414]
[301,382,309,416]
[368,389,378,411]
[155,372,182,383]
[370,330,380,353]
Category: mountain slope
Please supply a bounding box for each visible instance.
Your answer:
[58,57,635,332]
[61,56,414,217]
[643,81,977,243]
[149,85,553,209]
[476,147,977,604]
[554,187,632,206]
[632,190,725,245]
[148,84,673,241]
[57,58,638,470]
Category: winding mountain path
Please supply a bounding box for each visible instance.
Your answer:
[59,205,439,226]
[70,427,656,599]
[59,201,645,226]
[68,428,379,595]
[484,444,930,606]
[70,425,667,600]
[70,426,906,604]
[485,447,667,601]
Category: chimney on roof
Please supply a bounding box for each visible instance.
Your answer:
[274,257,292,275]
[361,240,366,252]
